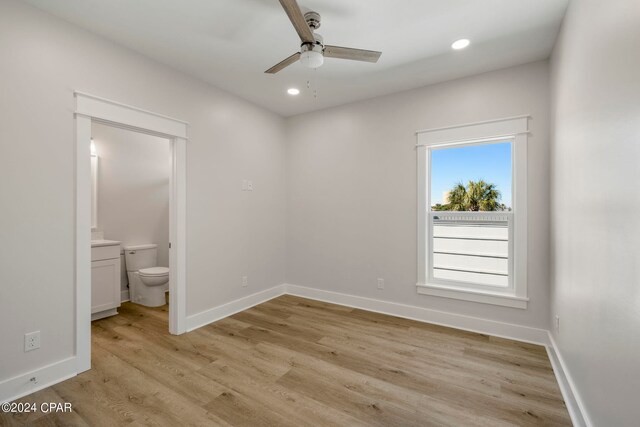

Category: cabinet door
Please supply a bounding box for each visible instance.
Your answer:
[91,258,121,314]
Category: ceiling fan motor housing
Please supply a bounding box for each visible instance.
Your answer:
[311,32,324,46]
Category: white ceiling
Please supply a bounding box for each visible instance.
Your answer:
[24,0,568,117]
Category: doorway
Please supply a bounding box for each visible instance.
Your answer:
[74,92,187,373]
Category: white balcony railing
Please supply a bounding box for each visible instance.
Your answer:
[429,211,512,289]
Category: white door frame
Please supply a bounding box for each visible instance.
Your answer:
[75,92,187,373]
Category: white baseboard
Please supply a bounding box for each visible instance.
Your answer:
[284,284,550,346]
[546,332,591,427]
[184,283,548,345]
[91,308,118,321]
[0,357,76,404]
[185,284,286,332]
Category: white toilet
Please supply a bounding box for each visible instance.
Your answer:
[123,244,169,307]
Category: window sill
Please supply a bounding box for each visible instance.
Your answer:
[416,283,528,309]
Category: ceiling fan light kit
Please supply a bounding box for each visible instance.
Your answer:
[265,0,382,74]
[300,48,324,69]
[300,40,324,69]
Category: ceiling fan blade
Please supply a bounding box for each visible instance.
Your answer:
[278,0,315,44]
[265,52,301,74]
[324,45,382,63]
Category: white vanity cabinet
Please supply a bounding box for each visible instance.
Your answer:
[91,240,121,320]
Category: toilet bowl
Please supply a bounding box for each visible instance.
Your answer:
[123,244,169,307]
[139,267,170,287]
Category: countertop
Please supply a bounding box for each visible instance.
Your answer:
[91,239,121,248]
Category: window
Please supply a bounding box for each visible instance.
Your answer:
[416,117,529,309]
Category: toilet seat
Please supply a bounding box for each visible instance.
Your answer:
[139,266,169,277]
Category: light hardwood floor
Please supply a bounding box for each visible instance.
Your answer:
[1,295,571,426]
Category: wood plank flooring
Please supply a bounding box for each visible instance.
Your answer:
[1,296,571,426]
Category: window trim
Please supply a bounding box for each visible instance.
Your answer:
[416,116,529,309]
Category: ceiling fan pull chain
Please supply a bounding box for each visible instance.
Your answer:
[313,68,318,99]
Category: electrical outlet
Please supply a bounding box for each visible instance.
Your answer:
[555,315,560,333]
[24,331,40,352]
[247,181,253,191]
[377,278,385,290]
[242,276,248,287]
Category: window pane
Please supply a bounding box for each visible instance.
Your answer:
[430,142,512,211]
[430,212,510,288]
[428,141,513,290]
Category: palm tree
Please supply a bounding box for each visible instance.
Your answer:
[446,183,468,211]
[434,180,502,211]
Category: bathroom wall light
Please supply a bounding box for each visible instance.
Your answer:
[451,39,470,50]
[287,88,300,95]
[90,138,97,156]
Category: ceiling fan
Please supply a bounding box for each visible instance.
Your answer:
[265,0,382,74]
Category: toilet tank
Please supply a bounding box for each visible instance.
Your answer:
[123,244,158,272]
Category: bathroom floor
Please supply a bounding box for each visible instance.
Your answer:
[2,296,570,426]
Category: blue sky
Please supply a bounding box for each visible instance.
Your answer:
[431,142,512,207]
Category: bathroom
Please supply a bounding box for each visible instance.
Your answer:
[90,122,171,323]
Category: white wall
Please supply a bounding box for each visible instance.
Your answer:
[286,61,551,330]
[550,0,640,425]
[93,123,170,273]
[0,0,286,388]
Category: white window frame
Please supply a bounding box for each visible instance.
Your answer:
[416,116,529,309]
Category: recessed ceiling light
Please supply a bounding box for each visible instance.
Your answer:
[287,88,300,95]
[451,39,470,50]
